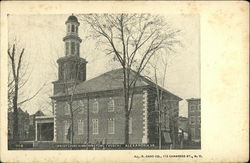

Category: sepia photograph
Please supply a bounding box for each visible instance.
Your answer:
[7,13,200,150]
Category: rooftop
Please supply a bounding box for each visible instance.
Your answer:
[186,98,201,101]
[66,14,79,24]
[52,68,182,100]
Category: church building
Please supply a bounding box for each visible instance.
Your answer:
[51,15,182,146]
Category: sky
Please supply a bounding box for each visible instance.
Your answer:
[8,14,200,117]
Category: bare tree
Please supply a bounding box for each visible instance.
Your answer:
[8,43,46,141]
[59,60,84,144]
[80,14,180,144]
[144,45,182,149]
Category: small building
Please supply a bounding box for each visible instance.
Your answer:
[51,15,182,146]
[35,115,55,142]
[28,110,45,140]
[187,98,201,143]
[8,108,30,141]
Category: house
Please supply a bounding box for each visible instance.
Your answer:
[51,15,182,146]
[187,98,201,143]
[8,108,30,141]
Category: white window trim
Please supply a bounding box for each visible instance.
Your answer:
[78,120,84,135]
[108,98,115,112]
[79,100,85,114]
[108,118,115,134]
[64,103,70,115]
[92,119,99,134]
[93,99,99,113]
[64,120,70,136]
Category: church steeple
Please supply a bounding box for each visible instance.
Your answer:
[63,14,82,56]
[53,14,87,95]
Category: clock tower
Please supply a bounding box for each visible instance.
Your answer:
[53,14,87,94]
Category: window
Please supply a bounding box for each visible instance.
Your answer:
[93,99,99,113]
[63,69,67,80]
[92,119,98,134]
[64,121,70,136]
[197,116,201,124]
[76,43,80,56]
[190,105,196,112]
[64,103,70,115]
[108,98,115,112]
[190,116,195,125]
[71,24,75,32]
[79,100,85,114]
[71,42,75,55]
[76,26,78,33]
[79,64,84,81]
[108,118,115,134]
[191,128,195,137]
[155,99,158,110]
[67,24,70,32]
[129,117,132,134]
[66,42,69,55]
[78,120,84,135]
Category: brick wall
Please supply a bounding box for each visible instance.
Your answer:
[55,92,144,144]
[146,86,180,145]
[187,99,201,141]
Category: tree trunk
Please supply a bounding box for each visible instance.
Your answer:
[71,118,74,145]
[70,102,74,145]
[13,83,19,141]
[123,67,130,145]
[124,112,129,144]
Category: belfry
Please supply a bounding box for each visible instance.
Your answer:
[53,14,87,94]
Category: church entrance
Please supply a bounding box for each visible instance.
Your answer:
[35,115,54,142]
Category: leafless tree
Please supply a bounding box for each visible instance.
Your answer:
[144,45,183,149]
[8,43,46,141]
[58,60,84,144]
[80,14,181,144]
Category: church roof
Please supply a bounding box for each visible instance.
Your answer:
[74,68,148,93]
[53,68,182,100]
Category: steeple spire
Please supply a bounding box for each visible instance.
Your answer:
[63,14,82,56]
[53,15,87,93]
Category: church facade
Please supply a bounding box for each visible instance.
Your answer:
[51,15,182,145]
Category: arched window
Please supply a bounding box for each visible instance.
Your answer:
[78,64,84,81]
[70,64,74,79]
[76,43,80,56]
[71,24,75,32]
[67,24,70,33]
[71,42,75,55]
[108,98,115,112]
[66,42,69,55]
[93,99,99,113]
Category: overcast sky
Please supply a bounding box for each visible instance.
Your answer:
[8,14,200,117]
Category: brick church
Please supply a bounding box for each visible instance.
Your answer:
[51,15,182,146]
